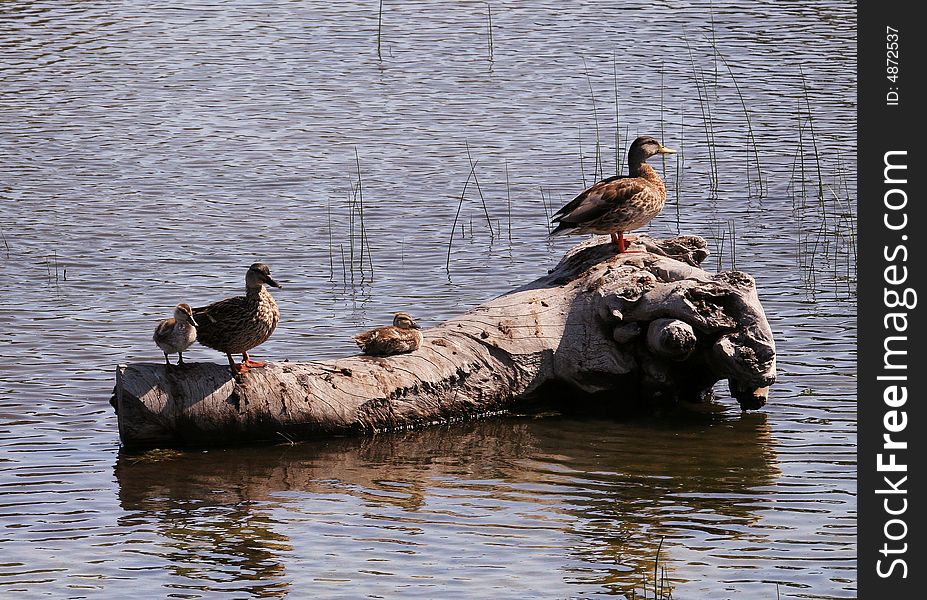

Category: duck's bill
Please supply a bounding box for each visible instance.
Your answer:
[189,317,200,327]
[266,277,283,289]
[658,146,677,154]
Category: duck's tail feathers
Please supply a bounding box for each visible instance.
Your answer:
[548,222,576,237]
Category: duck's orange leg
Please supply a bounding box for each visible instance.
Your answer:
[612,231,644,254]
[611,231,630,253]
[227,352,249,373]
[241,351,266,369]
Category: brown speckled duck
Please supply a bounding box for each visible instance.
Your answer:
[153,303,198,367]
[550,135,676,253]
[193,263,282,373]
[353,312,423,356]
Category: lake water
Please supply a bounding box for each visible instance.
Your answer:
[1,1,856,598]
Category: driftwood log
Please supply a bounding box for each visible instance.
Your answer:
[114,236,777,448]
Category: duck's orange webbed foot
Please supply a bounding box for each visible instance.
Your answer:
[241,352,266,369]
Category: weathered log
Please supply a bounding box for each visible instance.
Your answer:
[646,318,697,360]
[113,236,776,448]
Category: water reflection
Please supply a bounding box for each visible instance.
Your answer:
[116,412,777,597]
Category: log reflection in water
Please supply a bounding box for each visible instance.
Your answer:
[115,411,778,595]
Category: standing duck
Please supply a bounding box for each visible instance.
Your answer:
[353,312,423,356]
[550,135,676,252]
[193,263,282,373]
[153,303,198,368]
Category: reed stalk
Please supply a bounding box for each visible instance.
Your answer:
[505,159,512,242]
[716,49,765,197]
[728,219,737,271]
[709,0,718,88]
[716,225,725,272]
[544,190,552,228]
[377,0,383,61]
[674,108,683,234]
[464,141,494,240]
[0,226,9,260]
[653,536,664,600]
[347,186,356,286]
[354,147,374,279]
[446,159,478,272]
[487,3,494,62]
[799,66,824,201]
[659,59,666,177]
[578,125,587,187]
[582,56,603,180]
[340,243,347,285]
[327,198,334,280]
[613,50,621,176]
[659,60,665,141]
[685,36,718,191]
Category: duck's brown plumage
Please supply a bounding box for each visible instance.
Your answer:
[193,263,281,371]
[550,135,676,252]
[353,312,423,356]
[153,303,198,367]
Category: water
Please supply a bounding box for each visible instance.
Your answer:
[1,1,856,597]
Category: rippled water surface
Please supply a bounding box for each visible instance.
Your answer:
[1,1,855,598]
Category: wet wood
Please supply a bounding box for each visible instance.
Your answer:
[113,235,777,448]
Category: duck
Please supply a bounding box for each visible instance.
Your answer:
[550,135,676,253]
[353,312,423,356]
[193,262,282,373]
[153,303,198,368]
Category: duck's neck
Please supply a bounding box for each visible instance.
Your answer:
[246,285,264,299]
[632,161,666,195]
[630,160,659,181]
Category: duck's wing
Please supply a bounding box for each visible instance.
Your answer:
[551,175,627,222]
[551,177,652,227]
[192,297,245,330]
[352,329,377,346]
[152,318,175,344]
[354,326,399,354]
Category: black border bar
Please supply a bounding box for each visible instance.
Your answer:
[858,0,925,595]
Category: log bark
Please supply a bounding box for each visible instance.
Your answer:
[113,236,777,448]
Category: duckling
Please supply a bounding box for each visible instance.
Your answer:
[353,312,423,356]
[550,135,676,253]
[153,303,198,368]
[193,262,282,373]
